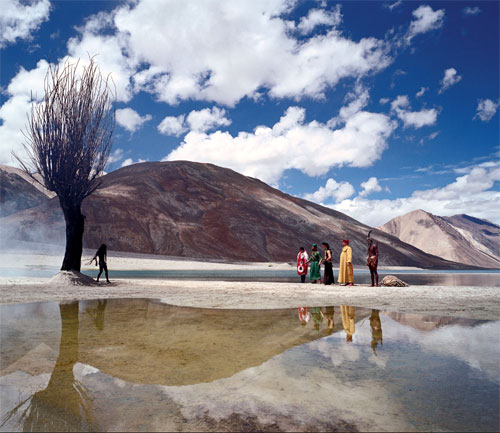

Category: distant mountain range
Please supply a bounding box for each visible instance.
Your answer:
[378,209,500,269]
[0,162,485,269]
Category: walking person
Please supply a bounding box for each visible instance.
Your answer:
[308,244,322,284]
[91,244,110,283]
[366,231,379,287]
[321,242,334,285]
[296,247,309,283]
[338,239,354,286]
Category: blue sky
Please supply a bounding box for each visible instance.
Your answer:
[1,0,499,226]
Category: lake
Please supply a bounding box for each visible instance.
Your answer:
[1,299,498,432]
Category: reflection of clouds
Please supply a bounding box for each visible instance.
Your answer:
[161,355,409,432]
[380,317,500,382]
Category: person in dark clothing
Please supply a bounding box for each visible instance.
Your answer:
[321,242,335,285]
[92,244,110,283]
[366,232,379,287]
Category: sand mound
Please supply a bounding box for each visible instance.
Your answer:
[48,271,98,286]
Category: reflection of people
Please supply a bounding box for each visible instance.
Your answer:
[296,247,309,283]
[338,239,354,286]
[86,299,108,331]
[298,307,310,325]
[308,244,321,284]
[92,244,110,283]
[310,307,323,331]
[366,233,379,287]
[323,306,335,335]
[340,305,355,342]
[321,242,334,285]
[370,309,383,355]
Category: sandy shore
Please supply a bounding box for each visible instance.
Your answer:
[0,250,498,320]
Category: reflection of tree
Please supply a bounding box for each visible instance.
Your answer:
[1,302,94,431]
[340,305,355,343]
[370,309,383,355]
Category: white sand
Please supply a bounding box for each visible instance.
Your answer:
[0,249,498,320]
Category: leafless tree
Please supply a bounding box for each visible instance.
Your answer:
[16,57,115,272]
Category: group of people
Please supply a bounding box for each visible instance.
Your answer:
[296,234,379,287]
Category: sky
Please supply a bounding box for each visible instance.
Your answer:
[0,0,499,227]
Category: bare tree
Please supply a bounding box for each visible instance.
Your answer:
[16,58,115,272]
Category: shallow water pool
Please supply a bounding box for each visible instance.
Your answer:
[1,299,499,431]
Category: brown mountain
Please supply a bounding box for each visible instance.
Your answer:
[0,165,52,217]
[0,161,479,268]
[378,209,500,269]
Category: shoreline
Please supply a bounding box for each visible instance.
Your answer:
[0,276,498,321]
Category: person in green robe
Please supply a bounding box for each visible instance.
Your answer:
[308,244,321,283]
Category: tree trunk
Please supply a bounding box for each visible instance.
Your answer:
[60,199,85,272]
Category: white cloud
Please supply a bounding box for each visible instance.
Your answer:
[303,178,355,203]
[157,107,231,136]
[359,177,382,197]
[379,97,390,105]
[121,157,147,168]
[109,0,391,105]
[438,68,462,94]
[385,1,403,11]
[474,99,499,122]
[0,0,51,47]
[116,108,152,132]
[186,107,231,132]
[296,6,342,34]
[158,115,186,136]
[406,5,445,43]
[165,103,396,186]
[416,87,428,98]
[331,161,500,226]
[390,95,438,128]
[462,6,481,16]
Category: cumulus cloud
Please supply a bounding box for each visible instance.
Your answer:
[390,95,438,128]
[116,108,152,132]
[303,178,355,203]
[406,5,445,43]
[438,68,462,94]
[296,6,342,34]
[331,161,500,226]
[108,0,392,105]
[121,157,147,168]
[474,99,499,122]
[0,0,51,47]
[359,177,382,197]
[165,103,396,186]
[158,115,186,136]
[158,107,231,136]
[462,6,481,16]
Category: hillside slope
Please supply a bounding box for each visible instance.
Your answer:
[378,209,500,269]
[0,161,477,268]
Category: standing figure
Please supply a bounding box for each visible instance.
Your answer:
[369,309,383,355]
[366,232,379,287]
[321,242,335,285]
[308,244,322,284]
[338,239,354,286]
[92,244,110,283]
[296,247,309,283]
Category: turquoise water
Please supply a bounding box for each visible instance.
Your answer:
[4,266,500,286]
[1,299,499,432]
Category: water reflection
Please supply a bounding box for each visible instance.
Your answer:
[1,299,498,432]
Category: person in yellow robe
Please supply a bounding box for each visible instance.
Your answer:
[340,305,355,342]
[338,239,354,286]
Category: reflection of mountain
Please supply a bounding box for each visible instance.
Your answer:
[77,299,369,386]
[378,209,500,269]
[384,312,486,332]
[0,161,477,268]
